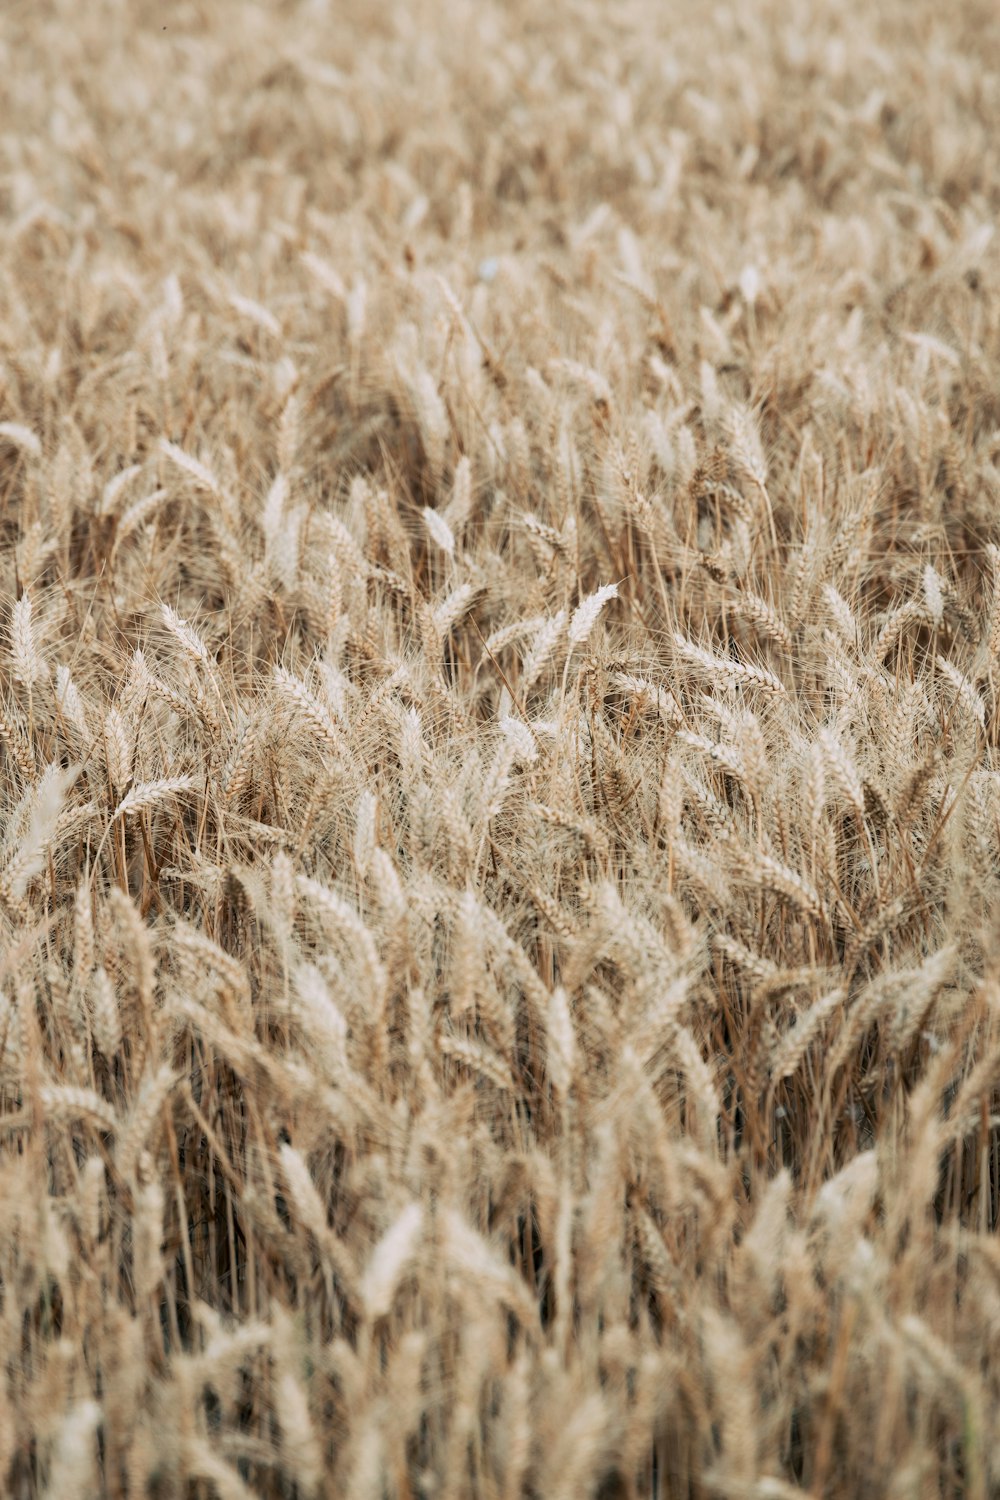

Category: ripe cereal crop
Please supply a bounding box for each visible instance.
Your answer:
[1,0,1000,1495]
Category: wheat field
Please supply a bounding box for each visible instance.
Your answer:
[3,0,1000,1494]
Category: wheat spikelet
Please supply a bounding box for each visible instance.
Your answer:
[141,667,190,721]
[498,714,537,766]
[273,665,350,759]
[112,775,195,820]
[668,1024,721,1143]
[0,988,21,1077]
[54,665,89,739]
[678,728,747,780]
[843,894,909,970]
[169,993,266,1080]
[370,847,407,938]
[172,921,250,1014]
[725,404,768,489]
[923,564,945,625]
[711,929,779,983]
[161,603,214,675]
[438,1031,514,1092]
[0,420,41,457]
[220,710,258,804]
[117,1065,176,1182]
[287,963,350,1086]
[41,1400,102,1500]
[359,1201,424,1320]
[521,610,567,695]
[11,593,48,686]
[549,356,613,411]
[133,1175,167,1309]
[100,462,143,515]
[681,765,739,840]
[274,1362,322,1498]
[73,882,95,982]
[353,789,378,879]
[88,966,123,1058]
[569,583,619,647]
[103,707,133,793]
[478,737,519,824]
[225,287,281,337]
[484,614,547,655]
[540,1392,610,1500]
[875,600,926,658]
[936,654,985,729]
[729,587,792,652]
[295,875,387,1011]
[38,1084,118,1133]
[769,988,847,1083]
[886,946,955,1055]
[672,631,786,694]
[273,381,301,467]
[673,836,730,905]
[987,544,1000,658]
[432,580,479,638]
[821,583,857,645]
[440,1205,538,1325]
[818,726,865,818]
[546,985,576,1101]
[412,365,449,484]
[422,505,455,557]
[278,1141,331,1243]
[0,698,35,780]
[77,1153,106,1250]
[634,1203,680,1299]
[158,437,221,495]
[448,890,483,1013]
[2,762,77,901]
[269,849,297,950]
[747,851,823,919]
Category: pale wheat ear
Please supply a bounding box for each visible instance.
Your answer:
[88,775,196,887]
[568,582,620,646]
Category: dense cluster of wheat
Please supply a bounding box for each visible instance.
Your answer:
[3,0,1000,1495]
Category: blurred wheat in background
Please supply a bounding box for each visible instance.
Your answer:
[2,0,1000,1494]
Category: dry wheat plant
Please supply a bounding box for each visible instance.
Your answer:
[3,0,1000,1494]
